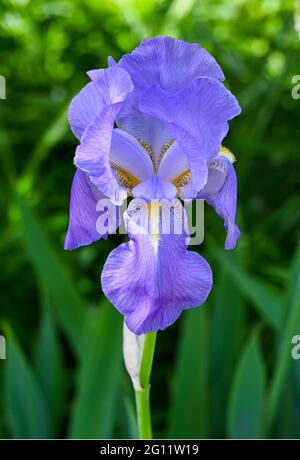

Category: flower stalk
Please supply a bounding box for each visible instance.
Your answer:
[135,331,157,439]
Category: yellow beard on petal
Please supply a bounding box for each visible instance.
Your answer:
[147,201,161,251]
[110,161,140,194]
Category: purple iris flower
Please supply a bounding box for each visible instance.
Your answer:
[65,37,241,335]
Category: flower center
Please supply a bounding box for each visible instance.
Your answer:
[110,135,192,198]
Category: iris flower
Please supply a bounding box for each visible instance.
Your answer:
[65,37,241,335]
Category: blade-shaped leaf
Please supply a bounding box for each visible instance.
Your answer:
[265,240,300,433]
[34,300,67,435]
[19,200,85,356]
[68,302,123,439]
[0,366,6,438]
[213,248,283,331]
[210,270,246,437]
[4,328,51,438]
[227,328,266,439]
[168,308,209,439]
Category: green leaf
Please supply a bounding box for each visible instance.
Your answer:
[124,395,138,439]
[264,240,300,433]
[227,329,266,439]
[0,366,6,438]
[168,308,209,439]
[34,300,67,434]
[68,302,123,439]
[213,249,283,331]
[19,200,85,356]
[210,270,246,437]
[4,329,51,438]
[19,105,69,194]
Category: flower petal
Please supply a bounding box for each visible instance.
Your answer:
[68,82,104,141]
[69,67,132,140]
[108,56,117,67]
[64,169,120,250]
[101,199,213,334]
[74,68,134,205]
[117,36,224,94]
[158,141,189,182]
[116,93,171,163]
[198,154,240,249]
[115,37,225,163]
[140,77,241,192]
[110,128,154,181]
[132,176,177,201]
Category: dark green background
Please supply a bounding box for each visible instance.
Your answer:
[0,0,300,439]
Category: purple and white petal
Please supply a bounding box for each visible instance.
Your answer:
[132,176,177,201]
[68,82,105,141]
[116,93,171,162]
[64,169,120,250]
[158,141,189,182]
[198,153,240,249]
[108,56,117,67]
[101,199,213,334]
[110,129,154,181]
[74,68,134,205]
[69,67,133,140]
[140,77,241,192]
[117,36,224,94]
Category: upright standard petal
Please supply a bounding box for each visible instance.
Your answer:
[64,169,120,250]
[116,36,225,162]
[101,199,213,334]
[117,36,224,94]
[74,67,134,205]
[198,150,240,249]
[140,77,241,194]
[116,93,171,164]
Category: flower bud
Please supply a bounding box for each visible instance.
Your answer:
[123,322,145,390]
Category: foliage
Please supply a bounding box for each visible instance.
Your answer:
[0,0,300,439]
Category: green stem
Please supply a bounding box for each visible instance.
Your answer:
[135,331,157,439]
[135,387,152,439]
[140,332,157,387]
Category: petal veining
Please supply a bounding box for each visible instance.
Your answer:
[110,128,154,182]
[101,199,213,334]
[117,36,224,94]
[64,169,120,250]
[198,149,240,249]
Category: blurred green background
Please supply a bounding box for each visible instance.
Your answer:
[1,0,300,439]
